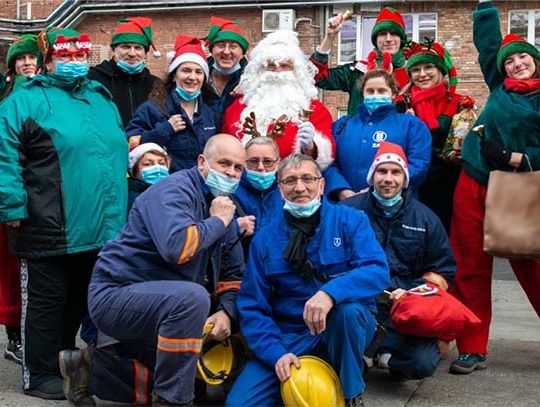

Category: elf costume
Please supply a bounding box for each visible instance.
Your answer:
[1,34,41,100]
[310,7,410,115]
[449,1,540,363]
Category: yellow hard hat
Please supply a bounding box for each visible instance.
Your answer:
[280,355,345,407]
[196,324,246,385]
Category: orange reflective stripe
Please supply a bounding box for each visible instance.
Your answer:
[133,360,149,405]
[157,335,202,353]
[178,225,199,264]
[213,280,241,296]
[422,271,448,291]
[128,135,141,151]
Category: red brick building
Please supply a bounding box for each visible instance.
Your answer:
[1,1,539,117]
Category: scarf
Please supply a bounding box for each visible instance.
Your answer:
[503,77,540,95]
[283,210,320,278]
[410,81,460,130]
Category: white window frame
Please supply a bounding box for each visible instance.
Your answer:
[508,9,536,43]
[403,12,438,42]
[337,15,362,65]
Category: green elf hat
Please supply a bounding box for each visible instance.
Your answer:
[496,33,540,73]
[206,16,249,52]
[7,34,42,72]
[111,17,161,57]
[405,39,458,95]
[36,28,88,62]
[371,7,407,48]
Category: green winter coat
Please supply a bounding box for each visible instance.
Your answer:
[0,74,128,258]
[462,1,540,186]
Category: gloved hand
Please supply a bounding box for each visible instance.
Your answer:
[297,121,316,150]
[480,138,512,167]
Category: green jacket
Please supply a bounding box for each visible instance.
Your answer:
[462,1,540,185]
[0,74,128,258]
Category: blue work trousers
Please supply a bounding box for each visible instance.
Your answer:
[226,302,376,406]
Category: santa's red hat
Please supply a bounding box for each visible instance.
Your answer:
[366,141,409,187]
[167,35,209,78]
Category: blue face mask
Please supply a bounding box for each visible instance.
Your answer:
[212,62,241,75]
[205,162,240,196]
[116,60,145,75]
[364,95,393,112]
[175,86,201,102]
[141,165,169,185]
[372,189,403,207]
[283,198,321,218]
[54,61,89,78]
[245,170,276,191]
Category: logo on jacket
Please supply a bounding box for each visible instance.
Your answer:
[333,237,342,247]
[372,130,388,147]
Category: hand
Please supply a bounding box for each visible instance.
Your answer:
[303,290,334,335]
[237,215,255,236]
[210,196,236,227]
[6,220,20,227]
[389,288,408,302]
[275,353,300,382]
[480,138,511,167]
[168,114,186,132]
[326,15,344,36]
[229,85,243,98]
[297,121,315,151]
[205,310,231,342]
[338,189,357,201]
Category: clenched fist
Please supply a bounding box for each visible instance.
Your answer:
[210,196,236,227]
[168,114,187,132]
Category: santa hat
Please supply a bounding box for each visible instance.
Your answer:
[371,7,407,48]
[128,142,167,175]
[206,16,249,52]
[405,39,458,96]
[111,17,161,58]
[167,35,209,78]
[496,33,540,73]
[366,142,409,188]
[7,34,42,72]
[36,28,91,62]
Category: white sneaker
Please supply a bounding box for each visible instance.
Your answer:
[378,353,392,369]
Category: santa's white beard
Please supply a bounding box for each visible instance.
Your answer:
[240,71,313,132]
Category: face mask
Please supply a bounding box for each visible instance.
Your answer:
[364,95,393,112]
[204,161,240,196]
[141,165,169,185]
[283,198,321,218]
[245,169,276,191]
[116,60,145,75]
[175,86,201,102]
[54,61,89,78]
[212,62,241,75]
[372,189,402,207]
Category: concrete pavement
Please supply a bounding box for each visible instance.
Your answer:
[0,259,538,406]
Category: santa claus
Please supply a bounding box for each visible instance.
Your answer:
[221,30,335,170]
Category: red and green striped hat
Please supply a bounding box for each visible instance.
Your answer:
[405,40,458,96]
[371,7,407,47]
[496,33,540,73]
[111,17,159,56]
[206,16,248,52]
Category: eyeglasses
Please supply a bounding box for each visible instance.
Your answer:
[246,158,278,170]
[53,50,88,62]
[213,42,241,52]
[279,175,322,187]
[409,63,437,76]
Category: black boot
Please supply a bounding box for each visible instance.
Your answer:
[4,326,22,365]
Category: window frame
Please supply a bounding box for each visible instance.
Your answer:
[507,9,538,45]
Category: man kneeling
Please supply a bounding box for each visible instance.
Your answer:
[226,154,389,407]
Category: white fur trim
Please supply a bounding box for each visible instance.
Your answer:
[168,52,209,78]
[128,142,166,174]
[292,130,334,171]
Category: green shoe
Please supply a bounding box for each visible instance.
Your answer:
[449,353,487,374]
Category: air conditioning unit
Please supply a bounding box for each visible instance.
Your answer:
[262,9,295,32]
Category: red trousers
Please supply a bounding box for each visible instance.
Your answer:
[450,171,540,354]
[0,224,20,327]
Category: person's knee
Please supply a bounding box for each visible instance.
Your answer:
[410,349,440,379]
[168,283,211,321]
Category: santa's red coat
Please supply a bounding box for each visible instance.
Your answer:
[221,98,336,170]
[0,224,20,327]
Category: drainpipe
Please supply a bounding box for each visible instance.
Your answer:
[16,0,21,20]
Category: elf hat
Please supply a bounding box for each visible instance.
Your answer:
[7,34,42,72]
[371,7,407,48]
[128,142,167,175]
[36,28,91,62]
[167,35,209,78]
[496,33,540,73]
[366,141,409,188]
[405,39,458,96]
[206,16,249,52]
[111,17,161,57]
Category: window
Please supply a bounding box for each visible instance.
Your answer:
[509,10,540,47]
[337,12,437,64]
[337,108,348,118]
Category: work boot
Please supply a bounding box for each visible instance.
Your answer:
[346,394,365,407]
[449,353,487,374]
[59,348,96,406]
[152,393,194,406]
[4,326,23,365]
[24,375,65,400]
